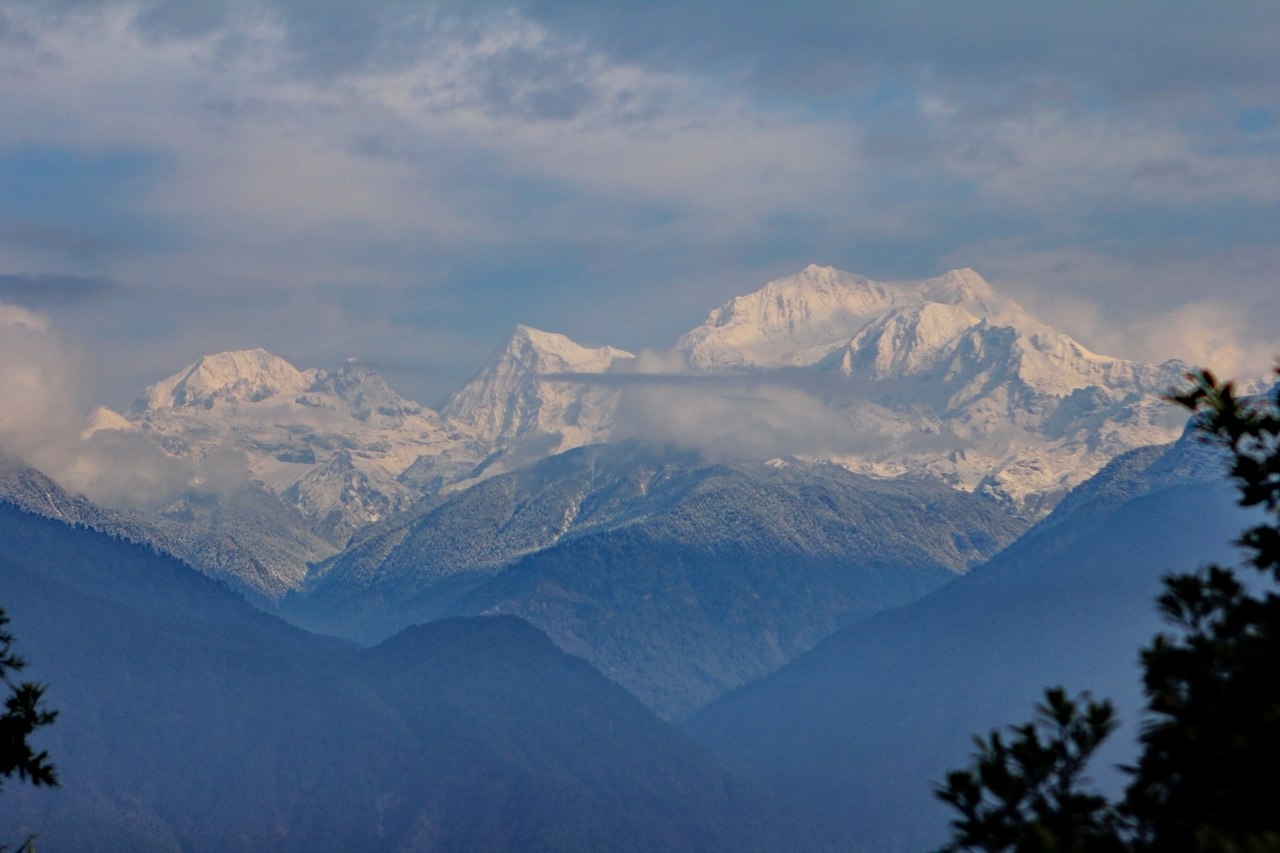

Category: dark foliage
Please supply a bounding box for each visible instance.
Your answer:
[936,367,1280,852]
[1124,369,1280,850]
[936,688,1123,852]
[0,608,56,792]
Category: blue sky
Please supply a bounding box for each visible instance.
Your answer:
[0,0,1276,406]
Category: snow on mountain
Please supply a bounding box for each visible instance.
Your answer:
[74,331,637,593]
[137,348,319,411]
[0,454,332,601]
[674,265,1188,513]
[80,405,136,439]
[123,351,479,540]
[442,325,634,457]
[677,265,1027,370]
[281,450,419,544]
[83,264,1190,593]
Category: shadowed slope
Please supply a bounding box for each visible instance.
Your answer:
[0,499,831,851]
[687,435,1244,850]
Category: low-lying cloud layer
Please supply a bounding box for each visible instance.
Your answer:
[545,362,974,465]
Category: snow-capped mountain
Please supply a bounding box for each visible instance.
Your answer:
[677,266,1020,370]
[441,324,634,458]
[673,265,1188,512]
[82,334,634,566]
[74,265,1192,597]
[120,350,477,536]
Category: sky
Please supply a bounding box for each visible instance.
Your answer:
[0,0,1276,409]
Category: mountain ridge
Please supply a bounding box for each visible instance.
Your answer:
[0,497,833,851]
[685,426,1243,849]
[284,440,1026,716]
[53,265,1188,595]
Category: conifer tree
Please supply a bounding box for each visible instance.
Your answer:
[0,607,57,792]
[936,367,1280,852]
[1124,369,1280,850]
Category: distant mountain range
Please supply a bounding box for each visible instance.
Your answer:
[0,264,1259,848]
[0,264,1200,718]
[0,377,1247,850]
[77,265,1187,598]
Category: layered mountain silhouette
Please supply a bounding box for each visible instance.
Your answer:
[686,423,1244,850]
[0,490,831,851]
[2,264,1197,721]
[286,441,1022,716]
[0,264,1248,849]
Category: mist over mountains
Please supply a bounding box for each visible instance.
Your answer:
[2,266,1191,708]
[59,266,1188,574]
[0,264,1240,849]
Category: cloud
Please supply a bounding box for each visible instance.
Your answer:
[503,1,1280,110]
[948,242,1280,381]
[614,377,886,461]
[1128,300,1280,383]
[0,306,79,471]
[0,0,1272,410]
[0,301,48,331]
[0,303,252,510]
[553,362,966,464]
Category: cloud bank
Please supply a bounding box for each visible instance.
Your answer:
[0,0,1274,407]
[0,303,251,509]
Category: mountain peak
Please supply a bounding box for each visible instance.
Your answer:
[80,405,137,439]
[134,349,315,412]
[442,328,633,452]
[300,360,424,423]
[678,266,1035,371]
[502,325,634,368]
[933,267,995,300]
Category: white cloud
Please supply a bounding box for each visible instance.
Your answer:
[0,303,251,509]
[0,1,1271,411]
[0,302,49,331]
[612,374,896,462]
[915,94,1280,210]
[1128,301,1278,383]
[0,303,84,463]
[946,243,1280,383]
[0,3,867,276]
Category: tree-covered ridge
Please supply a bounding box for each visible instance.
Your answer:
[0,499,830,851]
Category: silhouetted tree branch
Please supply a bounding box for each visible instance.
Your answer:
[0,606,58,790]
[936,364,1280,852]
